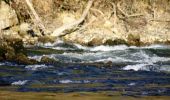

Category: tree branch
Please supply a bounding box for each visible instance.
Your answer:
[25,0,46,35]
[117,0,143,18]
[51,0,94,37]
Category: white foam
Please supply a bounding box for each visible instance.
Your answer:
[37,40,64,47]
[95,57,136,63]
[66,44,170,51]
[59,80,73,84]
[51,48,170,64]
[142,44,170,49]
[159,65,170,72]
[123,64,150,71]
[52,47,75,50]
[123,64,170,72]
[83,80,90,83]
[25,64,53,71]
[28,55,43,62]
[90,45,128,52]
[128,82,136,86]
[59,80,90,84]
[74,44,89,50]
[28,54,56,62]
[0,63,5,66]
[12,80,28,86]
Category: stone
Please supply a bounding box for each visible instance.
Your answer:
[41,56,57,64]
[0,1,18,30]
[127,33,141,46]
[19,23,31,37]
[38,35,56,43]
[15,53,37,65]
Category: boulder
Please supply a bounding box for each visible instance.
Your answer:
[41,56,58,64]
[15,53,37,65]
[0,1,18,30]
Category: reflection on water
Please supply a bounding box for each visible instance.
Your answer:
[1,41,170,96]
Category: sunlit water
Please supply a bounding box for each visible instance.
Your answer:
[0,41,170,96]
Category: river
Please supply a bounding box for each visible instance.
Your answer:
[0,40,170,97]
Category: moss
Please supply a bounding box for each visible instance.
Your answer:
[38,36,56,44]
[41,56,58,64]
[26,47,64,55]
[0,38,37,64]
[15,53,37,65]
[105,39,128,46]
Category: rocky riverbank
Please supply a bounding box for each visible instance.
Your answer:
[1,0,170,46]
[1,0,170,63]
[16,0,170,46]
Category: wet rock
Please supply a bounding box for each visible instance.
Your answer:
[15,53,37,65]
[41,56,58,64]
[38,35,56,43]
[0,37,37,64]
[0,40,15,61]
[104,39,128,46]
[0,1,18,30]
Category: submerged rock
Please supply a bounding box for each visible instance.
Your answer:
[41,56,58,64]
[15,53,37,65]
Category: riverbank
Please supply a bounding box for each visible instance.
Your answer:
[0,91,169,100]
[1,0,170,47]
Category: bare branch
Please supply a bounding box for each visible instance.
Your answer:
[25,0,46,35]
[51,0,94,37]
[117,0,143,18]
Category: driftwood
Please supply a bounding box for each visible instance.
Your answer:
[25,0,46,35]
[51,0,94,37]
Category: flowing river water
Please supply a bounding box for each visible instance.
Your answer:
[0,41,170,97]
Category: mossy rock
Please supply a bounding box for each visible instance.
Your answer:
[0,38,34,64]
[15,53,37,65]
[0,42,15,60]
[41,56,58,64]
[104,39,128,46]
[38,35,56,44]
[5,38,25,53]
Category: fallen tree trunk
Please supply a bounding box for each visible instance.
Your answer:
[51,0,94,37]
[25,0,46,35]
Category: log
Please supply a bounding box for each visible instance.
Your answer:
[51,0,94,37]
